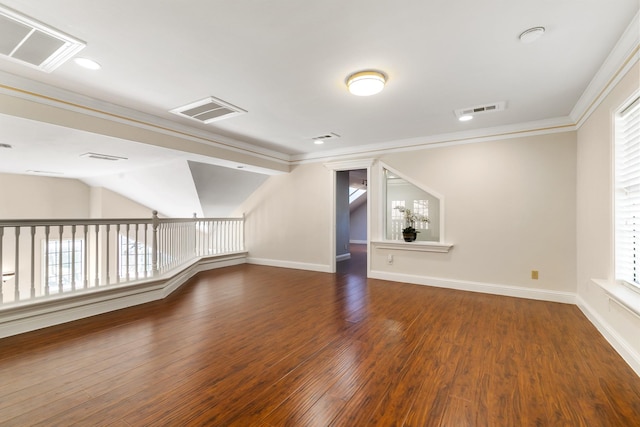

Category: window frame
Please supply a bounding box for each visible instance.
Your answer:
[43,238,84,293]
[614,93,640,292]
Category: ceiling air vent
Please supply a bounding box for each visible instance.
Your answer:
[170,96,247,124]
[312,132,341,141]
[80,152,127,161]
[454,101,506,119]
[0,5,85,72]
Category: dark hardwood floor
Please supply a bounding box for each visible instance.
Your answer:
[1,244,639,426]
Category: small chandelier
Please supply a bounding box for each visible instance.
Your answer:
[346,70,387,96]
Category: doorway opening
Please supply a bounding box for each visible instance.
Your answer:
[335,169,367,277]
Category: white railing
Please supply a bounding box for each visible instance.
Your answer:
[0,211,244,305]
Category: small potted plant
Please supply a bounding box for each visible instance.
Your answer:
[394,206,429,242]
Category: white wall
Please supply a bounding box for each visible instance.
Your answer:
[350,201,367,242]
[90,186,155,219]
[238,162,333,271]
[0,174,154,219]
[0,173,90,219]
[371,132,577,295]
[239,132,577,294]
[576,61,640,372]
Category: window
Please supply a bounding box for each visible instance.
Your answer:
[349,186,366,204]
[45,239,83,293]
[615,96,640,289]
[390,200,406,238]
[413,199,429,230]
[119,234,152,279]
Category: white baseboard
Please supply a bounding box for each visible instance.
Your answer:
[350,240,367,245]
[576,296,640,377]
[336,253,351,262]
[0,253,246,339]
[369,270,576,304]
[246,257,333,273]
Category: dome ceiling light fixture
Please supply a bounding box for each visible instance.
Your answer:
[346,70,387,96]
[519,26,545,43]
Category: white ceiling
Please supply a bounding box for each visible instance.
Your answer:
[0,0,638,215]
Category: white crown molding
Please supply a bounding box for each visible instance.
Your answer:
[0,71,291,165]
[571,11,640,127]
[292,116,575,165]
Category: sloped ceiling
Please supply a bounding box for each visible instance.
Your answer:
[82,159,203,218]
[188,161,269,218]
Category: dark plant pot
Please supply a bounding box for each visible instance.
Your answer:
[402,232,417,242]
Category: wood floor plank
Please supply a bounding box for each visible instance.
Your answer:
[1,247,638,426]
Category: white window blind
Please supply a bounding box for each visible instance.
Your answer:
[615,96,640,287]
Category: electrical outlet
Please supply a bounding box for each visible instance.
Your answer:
[531,270,539,280]
[387,254,394,265]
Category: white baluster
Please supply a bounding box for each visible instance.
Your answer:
[58,225,63,294]
[144,223,148,277]
[30,226,35,298]
[83,225,89,288]
[106,224,111,285]
[71,225,76,291]
[94,224,99,286]
[125,224,130,282]
[44,225,50,296]
[116,224,121,283]
[152,211,159,276]
[14,227,20,301]
[134,223,139,281]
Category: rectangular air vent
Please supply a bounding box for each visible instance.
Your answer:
[170,96,247,124]
[0,5,85,72]
[311,132,341,141]
[454,101,506,119]
[80,152,128,161]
